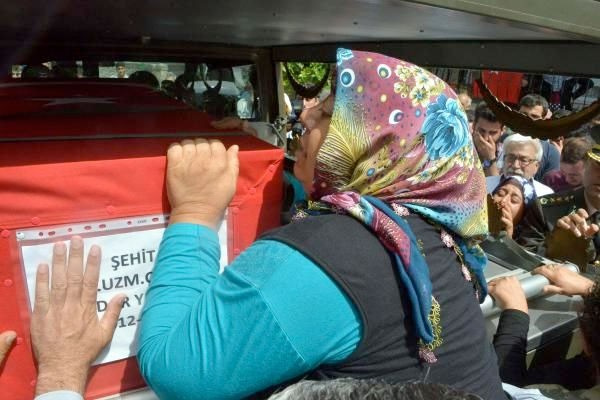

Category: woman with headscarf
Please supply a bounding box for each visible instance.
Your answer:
[138,49,505,400]
[490,175,536,238]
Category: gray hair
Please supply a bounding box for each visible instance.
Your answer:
[268,378,482,400]
[502,133,543,161]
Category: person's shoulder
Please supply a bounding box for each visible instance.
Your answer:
[532,179,554,197]
[540,139,551,150]
[537,188,580,210]
[486,175,500,193]
[533,188,583,227]
[538,189,581,221]
[542,169,563,181]
[263,213,360,240]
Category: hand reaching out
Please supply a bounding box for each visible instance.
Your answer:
[533,264,594,297]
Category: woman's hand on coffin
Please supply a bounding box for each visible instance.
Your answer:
[211,117,257,136]
[30,237,126,396]
[533,264,594,297]
[556,208,599,238]
[488,276,528,313]
[167,138,240,229]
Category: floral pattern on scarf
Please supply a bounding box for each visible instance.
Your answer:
[301,49,489,363]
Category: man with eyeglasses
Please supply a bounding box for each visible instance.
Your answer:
[485,133,554,197]
[518,142,600,270]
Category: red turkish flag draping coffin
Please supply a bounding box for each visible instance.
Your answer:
[0,81,283,399]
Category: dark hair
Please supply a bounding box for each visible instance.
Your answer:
[129,70,159,89]
[580,280,600,375]
[21,64,52,79]
[561,137,592,164]
[519,94,549,117]
[268,379,482,400]
[474,102,502,126]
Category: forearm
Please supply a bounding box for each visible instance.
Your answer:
[493,309,530,387]
[35,369,87,398]
[140,223,220,343]
[484,163,499,177]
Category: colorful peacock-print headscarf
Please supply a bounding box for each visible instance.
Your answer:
[300,49,489,363]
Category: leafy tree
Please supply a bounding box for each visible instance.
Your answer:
[282,62,332,99]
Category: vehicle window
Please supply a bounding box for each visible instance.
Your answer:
[10,61,259,120]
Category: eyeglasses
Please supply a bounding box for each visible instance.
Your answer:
[504,154,536,167]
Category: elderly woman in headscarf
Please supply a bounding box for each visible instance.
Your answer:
[137,49,506,400]
[490,175,536,238]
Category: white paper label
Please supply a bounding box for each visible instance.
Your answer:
[18,214,227,365]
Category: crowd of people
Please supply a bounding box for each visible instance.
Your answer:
[1,49,600,400]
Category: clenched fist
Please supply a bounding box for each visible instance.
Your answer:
[167,139,239,229]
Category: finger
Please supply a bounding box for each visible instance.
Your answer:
[208,140,227,166]
[50,242,68,307]
[576,208,589,219]
[34,263,50,315]
[210,120,223,128]
[533,265,557,281]
[565,216,583,237]
[488,277,505,286]
[227,145,240,178]
[82,245,102,307]
[556,218,572,231]
[167,142,183,164]
[65,236,85,304]
[210,118,230,128]
[566,219,580,236]
[576,218,590,236]
[99,295,126,344]
[194,138,211,159]
[506,276,519,284]
[586,224,599,237]
[542,284,565,295]
[211,118,239,129]
[181,139,197,159]
[500,216,512,226]
[570,214,585,227]
[0,331,16,365]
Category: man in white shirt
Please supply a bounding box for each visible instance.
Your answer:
[486,133,554,197]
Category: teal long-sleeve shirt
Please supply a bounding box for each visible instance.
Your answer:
[138,223,362,400]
